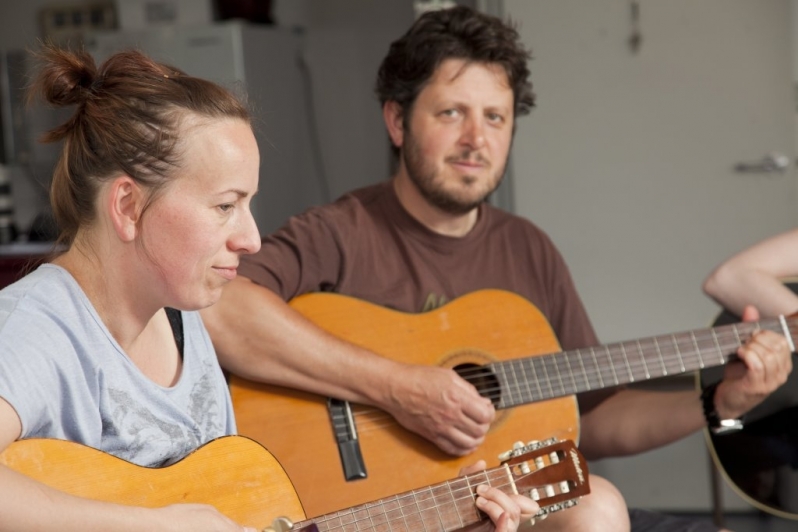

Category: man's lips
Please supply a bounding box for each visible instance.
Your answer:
[448,157,489,169]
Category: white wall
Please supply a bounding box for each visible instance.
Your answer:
[505,0,798,514]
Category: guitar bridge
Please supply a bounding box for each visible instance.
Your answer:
[327,398,367,481]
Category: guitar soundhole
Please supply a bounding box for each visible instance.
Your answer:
[454,364,500,407]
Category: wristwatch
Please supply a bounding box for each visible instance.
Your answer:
[701,382,744,435]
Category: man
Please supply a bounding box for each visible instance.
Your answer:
[202,6,792,531]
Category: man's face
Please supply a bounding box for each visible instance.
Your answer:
[398,59,515,214]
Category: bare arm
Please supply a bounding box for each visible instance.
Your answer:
[0,398,253,532]
[201,276,495,456]
[579,306,792,459]
[703,228,798,317]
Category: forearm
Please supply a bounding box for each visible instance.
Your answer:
[578,388,704,460]
[703,266,798,317]
[703,228,798,317]
[202,277,400,408]
[0,465,152,531]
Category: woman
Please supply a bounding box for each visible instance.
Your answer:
[0,45,535,531]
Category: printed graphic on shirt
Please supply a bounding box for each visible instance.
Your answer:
[102,360,224,467]
[421,293,449,313]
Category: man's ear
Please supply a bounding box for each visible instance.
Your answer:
[108,176,146,242]
[383,101,405,150]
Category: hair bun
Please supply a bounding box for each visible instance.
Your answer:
[32,47,99,107]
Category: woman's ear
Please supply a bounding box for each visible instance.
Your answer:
[383,101,405,150]
[107,176,145,242]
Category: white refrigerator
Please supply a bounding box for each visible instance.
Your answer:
[84,21,329,235]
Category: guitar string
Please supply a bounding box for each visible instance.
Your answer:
[299,464,570,532]
[339,320,790,433]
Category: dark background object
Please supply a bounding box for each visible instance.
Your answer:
[213,0,273,24]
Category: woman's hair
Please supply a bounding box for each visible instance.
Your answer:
[375,6,535,121]
[27,44,252,247]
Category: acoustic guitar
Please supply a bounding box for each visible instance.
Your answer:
[700,289,798,521]
[0,435,589,531]
[230,289,798,517]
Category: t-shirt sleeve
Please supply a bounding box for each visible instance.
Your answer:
[530,230,620,413]
[237,207,346,301]
[0,308,94,439]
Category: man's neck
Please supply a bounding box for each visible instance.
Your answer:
[392,174,478,238]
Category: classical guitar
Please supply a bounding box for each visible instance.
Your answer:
[0,435,589,531]
[700,290,798,521]
[230,289,798,516]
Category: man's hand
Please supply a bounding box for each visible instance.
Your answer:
[384,364,495,456]
[716,305,793,419]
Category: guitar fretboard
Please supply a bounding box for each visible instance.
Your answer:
[295,467,507,531]
[486,316,798,409]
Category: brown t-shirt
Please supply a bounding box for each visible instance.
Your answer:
[240,181,599,353]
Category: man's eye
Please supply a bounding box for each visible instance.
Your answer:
[218,204,234,213]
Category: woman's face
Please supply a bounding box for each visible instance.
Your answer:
[139,117,261,310]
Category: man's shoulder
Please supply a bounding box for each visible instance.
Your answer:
[298,181,393,227]
[482,203,554,243]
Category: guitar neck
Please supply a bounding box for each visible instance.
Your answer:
[489,315,798,409]
[290,438,588,532]
[292,468,507,531]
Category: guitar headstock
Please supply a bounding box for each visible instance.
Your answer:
[499,438,590,518]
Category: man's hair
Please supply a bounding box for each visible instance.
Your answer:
[375,6,535,119]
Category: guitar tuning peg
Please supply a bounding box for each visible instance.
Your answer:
[264,516,294,532]
[498,450,512,461]
[513,441,525,449]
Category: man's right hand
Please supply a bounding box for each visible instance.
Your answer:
[384,364,495,456]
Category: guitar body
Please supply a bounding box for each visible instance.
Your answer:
[701,299,798,520]
[0,436,306,528]
[231,289,579,517]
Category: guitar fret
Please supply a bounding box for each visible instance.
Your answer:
[365,499,388,531]
[536,356,556,399]
[689,331,703,369]
[505,358,522,407]
[694,328,723,368]
[446,478,467,530]
[563,350,579,394]
[709,327,725,365]
[406,490,429,532]
[654,335,678,375]
[524,358,544,403]
[654,336,684,375]
[575,349,592,391]
[651,336,667,375]
[669,333,690,371]
[635,339,651,379]
[589,346,605,389]
[548,352,568,396]
[604,345,622,385]
[429,482,462,530]
[518,358,536,404]
[618,342,635,382]
[379,495,403,532]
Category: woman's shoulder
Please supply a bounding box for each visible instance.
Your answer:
[0,264,84,331]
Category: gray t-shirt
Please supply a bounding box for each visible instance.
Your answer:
[0,264,235,467]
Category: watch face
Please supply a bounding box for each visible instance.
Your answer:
[711,418,744,435]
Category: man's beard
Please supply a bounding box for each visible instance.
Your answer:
[402,131,506,215]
